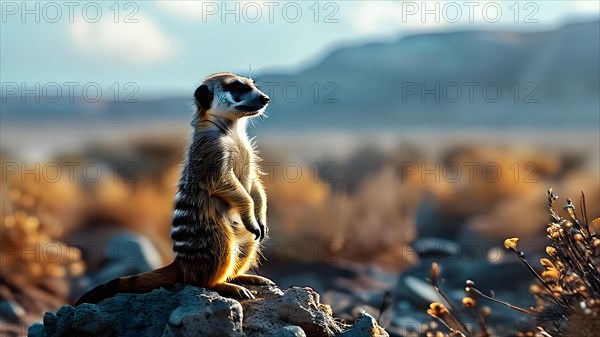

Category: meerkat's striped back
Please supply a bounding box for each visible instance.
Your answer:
[169,129,229,262]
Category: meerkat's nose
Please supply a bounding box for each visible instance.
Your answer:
[260,95,270,105]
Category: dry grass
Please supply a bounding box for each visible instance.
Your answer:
[0,173,85,326]
[425,190,600,337]
[265,163,420,269]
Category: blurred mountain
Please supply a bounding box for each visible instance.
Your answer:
[258,20,599,130]
[2,20,598,131]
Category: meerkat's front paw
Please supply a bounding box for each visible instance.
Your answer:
[255,213,267,242]
[257,221,267,242]
[243,217,264,241]
[213,282,255,300]
[231,274,275,286]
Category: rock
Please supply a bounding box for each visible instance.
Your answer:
[29,285,388,337]
[28,323,44,337]
[0,299,22,323]
[91,232,162,286]
[70,230,164,303]
[260,261,398,322]
[276,326,307,337]
[339,311,388,337]
[162,293,243,337]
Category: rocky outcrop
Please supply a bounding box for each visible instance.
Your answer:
[28,284,388,337]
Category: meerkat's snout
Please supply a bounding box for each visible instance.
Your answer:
[259,94,270,106]
[233,87,270,115]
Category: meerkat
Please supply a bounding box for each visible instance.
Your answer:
[76,72,274,304]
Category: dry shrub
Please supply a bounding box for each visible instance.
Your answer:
[265,163,420,271]
[329,165,420,269]
[81,170,178,261]
[263,163,338,264]
[1,167,86,326]
[425,190,600,337]
[468,170,600,242]
[467,189,549,241]
[424,146,597,242]
[432,146,565,216]
[69,139,186,261]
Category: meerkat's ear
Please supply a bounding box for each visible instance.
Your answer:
[194,84,213,110]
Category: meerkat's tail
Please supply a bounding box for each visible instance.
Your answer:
[75,261,180,306]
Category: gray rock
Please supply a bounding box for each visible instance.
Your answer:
[276,326,307,337]
[339,311,389,337]
[162,292,243,337]
[29,284,387,337]
[27,323,44,337]
[0,299,22,323]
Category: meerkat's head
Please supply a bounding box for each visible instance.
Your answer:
[194,72,270,120]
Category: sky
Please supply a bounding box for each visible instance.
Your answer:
[1,1,599,98]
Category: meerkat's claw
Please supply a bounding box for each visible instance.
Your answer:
[236,287,255,300]
[244,219,262,241]
[257,222,266,242]
[214,282,255,299]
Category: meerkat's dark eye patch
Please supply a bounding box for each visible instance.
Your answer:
[224,81,251,93]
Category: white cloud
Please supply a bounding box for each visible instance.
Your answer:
[574,1,600,14]
[69,14,175,65]
[156,1,273,20]
[155,1,208,20]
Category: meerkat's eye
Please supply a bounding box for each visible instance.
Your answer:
[225,81,250,93]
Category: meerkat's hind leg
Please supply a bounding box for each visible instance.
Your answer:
[213,282,255,299]
[230,274,276,286]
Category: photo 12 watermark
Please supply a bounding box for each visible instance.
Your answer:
[401,161,540,183]
[1,1,140,23]
[171,1,341,24]
[1,82,140,103]
[256,81,340,104]
[394,1,540,24]
[1,161,141,184]
[401,82,540,104]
